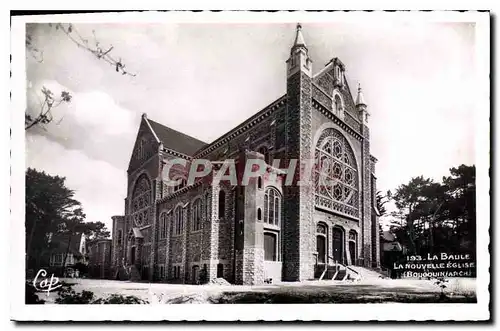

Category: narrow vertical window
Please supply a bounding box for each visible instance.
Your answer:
[205,192,211,221]
[159,212,167,239]
[192,199,202,231]
[218,190,226,219]
[174,207,183,235]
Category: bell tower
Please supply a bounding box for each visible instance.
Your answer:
[283,24,315,281]
[286,23,313,78]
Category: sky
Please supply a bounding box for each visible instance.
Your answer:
[25,20,477,231]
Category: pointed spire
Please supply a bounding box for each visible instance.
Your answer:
[355,83,367,107]
[293,23,307,48]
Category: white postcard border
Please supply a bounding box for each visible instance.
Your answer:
[10,11,490,321]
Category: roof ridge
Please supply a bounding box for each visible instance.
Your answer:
[193,95,286,157]
[147,118,207,145]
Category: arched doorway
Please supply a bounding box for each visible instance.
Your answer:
[192,265,200,284]
[349,230,358,266]
[316,223,327,264]
[130,246,136,265]
[332,226,344,263]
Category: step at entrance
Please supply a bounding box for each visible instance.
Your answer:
[333,269,347,281]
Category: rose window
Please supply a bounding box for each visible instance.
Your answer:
[314,128,359,217]
[131,175,151,227]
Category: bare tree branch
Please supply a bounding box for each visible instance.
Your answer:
[56,23,137,77]
[25,87,72,131]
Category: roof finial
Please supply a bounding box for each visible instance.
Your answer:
[293,22,306,48]
[355,82,367,107]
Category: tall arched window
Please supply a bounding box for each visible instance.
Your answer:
[348,230,358,266]
[117,230,122,246]
[334,94,344,119]
[192,199,202,231]
[264,187,281,226]
[205,192,211,221]
[218,190,226,219]
[173,206,183,236]
[159,212,167,239]
[263,188,281,261]
[316,223,327,264]
[314,128,359,218]
[131,175,151,227]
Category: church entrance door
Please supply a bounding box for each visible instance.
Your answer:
[349,241,356,266]
[332,227,344,263]
[130,247,136,265]
[316,235,326,264]
[192,265,200,284]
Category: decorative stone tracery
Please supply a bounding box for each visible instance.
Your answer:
[131,175,152,227]
[314,128,359,218]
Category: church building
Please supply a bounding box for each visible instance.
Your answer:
[110,24,381,285]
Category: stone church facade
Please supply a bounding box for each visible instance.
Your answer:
[110,25,381,285]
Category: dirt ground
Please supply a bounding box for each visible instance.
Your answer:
[41,276,476,304]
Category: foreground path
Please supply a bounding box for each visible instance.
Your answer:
[47,277,475,304]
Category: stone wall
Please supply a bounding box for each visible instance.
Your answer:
[154,177,237,284]
[283,69,315,281]
[88,240,112,279]
[361,124,373,267]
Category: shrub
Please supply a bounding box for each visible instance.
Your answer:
[25,281,45,304]
[93,294,148,304]
[54,282,148,304]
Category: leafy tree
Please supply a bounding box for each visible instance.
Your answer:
[389,176,439,255]
[84,221,111,242]
[26,168,110,273]
[26,168,81,269]
[442,165,476,255]
[376,190,389,216]
[387,165,476,260]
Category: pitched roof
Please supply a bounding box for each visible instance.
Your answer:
[147,119,207,156]
[50,233,84,257]
[381,231,396,242]
[132,227,144,239]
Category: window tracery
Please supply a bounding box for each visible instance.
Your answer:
[314,128,359,217]
[264,188,281,226]
[131,175,151,227]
